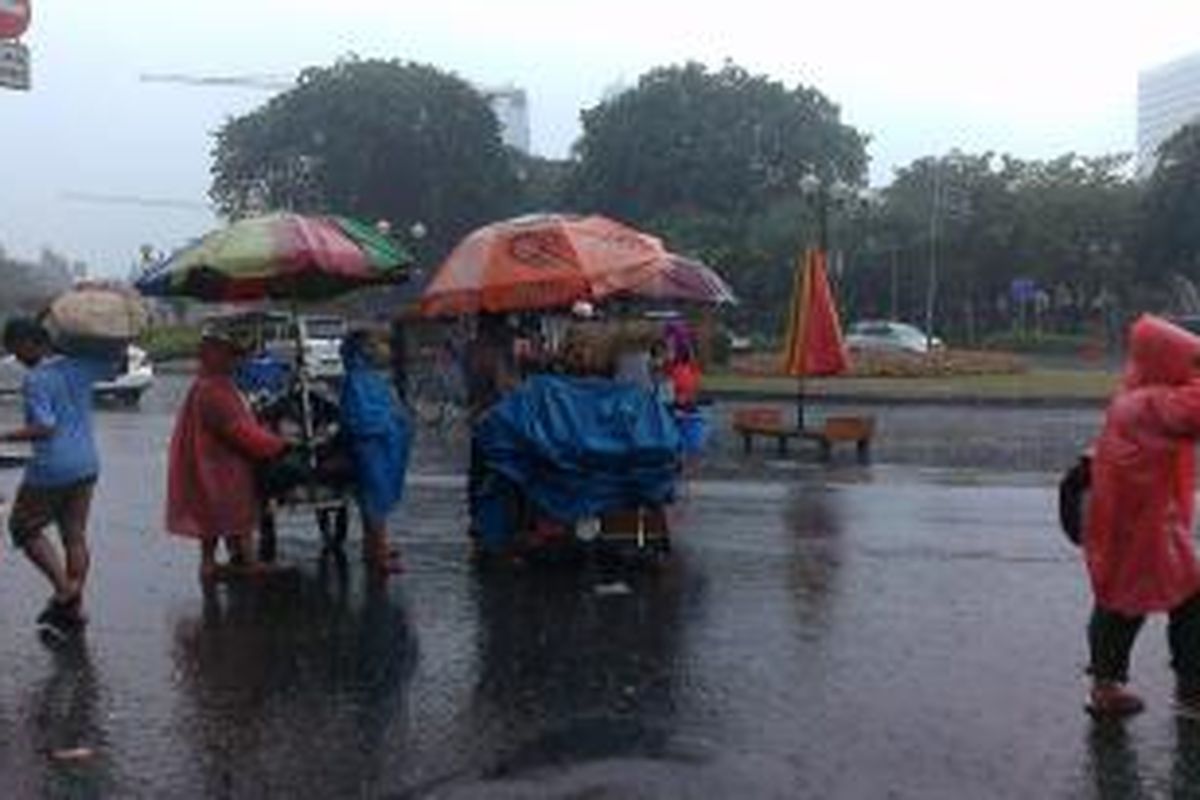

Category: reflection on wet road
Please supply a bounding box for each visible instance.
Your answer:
[0,378,1196,797]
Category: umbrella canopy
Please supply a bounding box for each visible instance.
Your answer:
[420,214,667,317]
[136,212,411,303]
[781,249,849,377]
[625,254,737,305]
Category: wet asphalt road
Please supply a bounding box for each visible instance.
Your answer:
[1,376,1196,798]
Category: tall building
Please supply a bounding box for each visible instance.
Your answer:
[1138,52,1200,177]
[481,85,531,154]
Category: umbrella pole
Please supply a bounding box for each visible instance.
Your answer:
[291,305,318,491]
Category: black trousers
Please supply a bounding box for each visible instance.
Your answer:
[1089,592,1200,694]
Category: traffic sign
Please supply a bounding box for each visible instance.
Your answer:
[0,0,30,40]
[0,39,29,90]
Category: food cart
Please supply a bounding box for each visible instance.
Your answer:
[420,214,735,564]
[135,212,411,560]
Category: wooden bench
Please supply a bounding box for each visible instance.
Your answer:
[731,407,874,463]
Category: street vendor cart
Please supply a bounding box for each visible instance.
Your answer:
[420,213,736,564]
[472,372,680,561]
[136,212,411,561]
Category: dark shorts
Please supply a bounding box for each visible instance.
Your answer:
[8,477,97,549]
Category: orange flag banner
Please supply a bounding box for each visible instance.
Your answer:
[781,249,850,377]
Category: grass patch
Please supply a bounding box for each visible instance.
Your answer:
[730,348,1027,379]
[704,368,1117,401]
[981,331,1100,356]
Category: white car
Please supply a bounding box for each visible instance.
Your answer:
[845,320,943,354]
[0,344,155,406]
[217,311,347,381]
[95,345,155,405]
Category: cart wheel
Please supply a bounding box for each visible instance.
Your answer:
[259,508,278,563]
[318,505,349,551]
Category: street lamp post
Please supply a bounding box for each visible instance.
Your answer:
[796,173,863,429]
[799,173,830,253]
[796,174,830,430]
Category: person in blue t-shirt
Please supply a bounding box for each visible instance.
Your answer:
[0,318,116,639]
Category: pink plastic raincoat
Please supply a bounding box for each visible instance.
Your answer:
[1086,314,1200,614]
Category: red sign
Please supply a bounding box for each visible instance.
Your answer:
[0,0,30,40]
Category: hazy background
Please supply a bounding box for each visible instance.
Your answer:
[2,0,1199,274]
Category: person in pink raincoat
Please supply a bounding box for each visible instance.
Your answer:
[1083,314,1200,716]
[167,330,288,582]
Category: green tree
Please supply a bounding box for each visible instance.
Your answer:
[210,57,519,259]
[509,152,571,214]
[570,61,867,219]
[1140,123,1200,284]
[567,61,868,336]
[864,151,1136,343]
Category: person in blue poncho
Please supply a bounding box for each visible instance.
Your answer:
[340,329,412,576]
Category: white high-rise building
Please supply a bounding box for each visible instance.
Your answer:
[1138,52,1200,177]
[481,85,531,154]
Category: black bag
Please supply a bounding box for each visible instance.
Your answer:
[1057,453,1091,546]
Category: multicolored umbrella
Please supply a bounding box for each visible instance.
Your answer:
[420,214,666,317]
[625,254,737,305]
[136,212,411,302]
[781,249,850,428]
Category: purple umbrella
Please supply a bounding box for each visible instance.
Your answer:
[625,255,737,306]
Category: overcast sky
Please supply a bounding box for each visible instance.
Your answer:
[3,1,1200,275]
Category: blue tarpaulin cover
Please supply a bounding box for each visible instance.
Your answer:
[477,375,681,525]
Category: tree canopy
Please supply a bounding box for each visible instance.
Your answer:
[569,62,868,222]
[847,151,1138,344]
[1140,123,1200,282]
[566,61,869,333]
[203,55,1171,347]
[210,57,519,257]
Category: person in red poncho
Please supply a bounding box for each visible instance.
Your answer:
[167,329,288,582]
[1083,314,1200,717]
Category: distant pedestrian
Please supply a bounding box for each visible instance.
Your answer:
[167,329,288,582]
[1082,314,1200,717]
[668,343,702,411]
[0,318,119,641]
[340,329,412,576]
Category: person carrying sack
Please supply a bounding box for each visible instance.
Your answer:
[0,318,122,642]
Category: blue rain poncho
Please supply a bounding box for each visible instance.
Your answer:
[339,336,412,524]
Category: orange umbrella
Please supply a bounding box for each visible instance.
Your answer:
[420,214,667,316]
[781,249,849,428]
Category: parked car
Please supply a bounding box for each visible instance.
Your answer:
[95,344,155,405]
[845,320,944,354]
[0,344,155,406]
[220,311,347,380]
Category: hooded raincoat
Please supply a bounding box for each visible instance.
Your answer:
[339,336,412,524]
[167,344,287,539]
[1085,314,1200,615]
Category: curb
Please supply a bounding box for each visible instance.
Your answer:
[702,389,1107,409]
